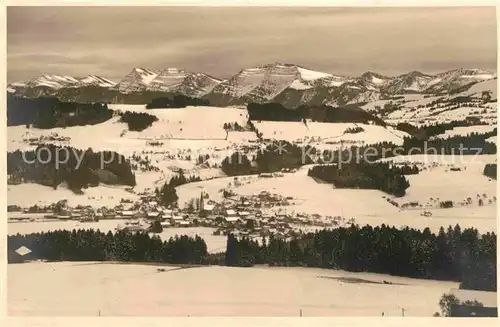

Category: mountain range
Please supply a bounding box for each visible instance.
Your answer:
[8,63,496,107]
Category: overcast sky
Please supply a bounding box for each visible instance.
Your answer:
[7,6,497,83]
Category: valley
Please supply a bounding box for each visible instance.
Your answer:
[7,63,498,318]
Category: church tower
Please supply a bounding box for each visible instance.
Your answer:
[199,191,205,213]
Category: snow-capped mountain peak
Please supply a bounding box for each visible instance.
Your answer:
[381,71,434,94]
[7,64,496,106]
[207,63,350,103]
[25,74,81,89]
[79,75,116,87]
[10,74,117,90]
[145,68,222,96]
[114,68,161,93]
[357,72,391,90]
[112,67,221,96]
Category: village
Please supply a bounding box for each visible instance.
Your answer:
[8,185,352,240]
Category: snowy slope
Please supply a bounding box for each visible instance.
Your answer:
[253,121,409,148]
[456,78,497,99]
[25,74,81,89]
[425,69,496,93]
[79,75,116,87]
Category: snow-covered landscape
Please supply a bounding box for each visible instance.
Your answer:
[8,261,471,317]
[6,6,497,318]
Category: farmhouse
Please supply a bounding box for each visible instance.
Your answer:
[225,216,240,223]
[146,211,162,219]
[8,246,33,263]
[204,204,215,212]
[120,210,136,218]
[172,215,184,221]
[162,212,173,220]
[238,211,251,218]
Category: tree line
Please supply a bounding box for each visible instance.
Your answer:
[247,102,386,126]
[146,95,210,109]
[7,145,136,193]
[8,229,207,264]
[7,94,113,128]
[223,224,496,292]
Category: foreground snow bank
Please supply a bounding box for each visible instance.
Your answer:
[9,261,460,317]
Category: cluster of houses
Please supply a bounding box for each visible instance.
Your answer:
[23,132,71,146]
[9,187,349,238]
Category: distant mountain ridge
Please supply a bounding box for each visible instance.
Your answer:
[8,64,496,107]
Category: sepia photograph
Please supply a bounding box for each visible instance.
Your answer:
[5,4,498,317]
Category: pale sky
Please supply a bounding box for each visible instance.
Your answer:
[7,6,497,83]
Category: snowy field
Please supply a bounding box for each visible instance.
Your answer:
[8,183,140,208]
[8,106,256,154]
[8,261,472,317]
[386,105,496,123]
[379,154,497,210]
[362,78,497,126]
[254,121,409,147]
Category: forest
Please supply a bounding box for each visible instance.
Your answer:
[401,130,497,155]
[8,223,496,292]
[255,141,316,173]
[219,140,420,178]
[7,94,113,128]
[7,145,136,193]
[146,95,210,109]
[221,151,253,176]
[247,102,386,126]
[219,132,494,181]
[118,111,159,131]
[154,170,202,207]
[307,162,411,197]
[219,141,317,176]
[223,224,497,292]
[8,229,207,264]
